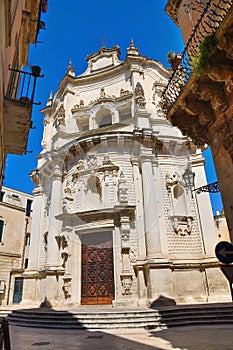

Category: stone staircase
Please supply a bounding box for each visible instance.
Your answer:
[1,302,233,330]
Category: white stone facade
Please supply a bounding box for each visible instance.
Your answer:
[22,43,230,307]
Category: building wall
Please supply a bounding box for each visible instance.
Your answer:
[0,186,33,305]
[0,0,41,188]
[164,0,233,241]
[22,44,231,308]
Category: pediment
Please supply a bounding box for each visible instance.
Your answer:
[81,46,123,75]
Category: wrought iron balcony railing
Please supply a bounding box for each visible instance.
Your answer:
[162,0,233,113]
[6,65,43,105]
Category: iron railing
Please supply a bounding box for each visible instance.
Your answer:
[6,65,43,105]
[162,0,233,113]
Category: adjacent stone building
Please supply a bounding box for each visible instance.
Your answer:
[0,0,45,189]
[0,186,33,305]
[163,0,233,241]
[22,43,230,307]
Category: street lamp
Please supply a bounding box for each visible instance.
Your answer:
[182,167,220,197]
[182,167,195,198]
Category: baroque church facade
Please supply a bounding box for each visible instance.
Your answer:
[22,42,230,307]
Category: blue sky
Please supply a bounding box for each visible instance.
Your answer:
[4,0,223,213]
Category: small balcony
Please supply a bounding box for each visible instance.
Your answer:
[162,0,233,148]
[3,66,42,155]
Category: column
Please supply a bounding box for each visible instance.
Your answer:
[47,162,63,269]
[140,151,161,257]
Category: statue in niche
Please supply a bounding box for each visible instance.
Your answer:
[80,99,84,108]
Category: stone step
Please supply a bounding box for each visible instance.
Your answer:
[8,319,162,330]
[3,303,233,330]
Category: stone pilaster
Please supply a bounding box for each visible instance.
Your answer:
[28,170,43,271]
[47,161,63,270]
[140,150,161,257]
[131,157,146,259]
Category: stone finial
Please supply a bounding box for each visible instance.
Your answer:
[127,38,139,56]
[46,91,53,107]
[67,59,76,77]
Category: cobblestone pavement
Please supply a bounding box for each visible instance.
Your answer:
[8,324,233,350]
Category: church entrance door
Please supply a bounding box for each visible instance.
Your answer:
[81,232,114,305]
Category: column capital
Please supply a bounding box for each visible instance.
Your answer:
[139,152,155,163]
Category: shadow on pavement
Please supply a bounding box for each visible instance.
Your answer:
[149,325,233,350]
[10,326,171,350]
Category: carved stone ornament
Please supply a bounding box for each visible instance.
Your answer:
[153,83,166,114]
[171,216,193,236]
[129,247,138,263]
[166,172,194,235]
[62,196,73,214]
[60,233,68,249]
[166,172,182,188]
[72,155,119,180]
[120,88,131,96]
[64,179,73,196]
[135,82,146,108]
[87,155,98,169]
[61,251,68,268]
[30,169,40,186]
[62,276,72,299]
[121,274,133,296]
[223,133,233,161]
[120,216,130,248]
[100,87,106,98]
[54,105,65,127]
[43,231,48,250]
[118,172,128,204]
[60,233,69,268]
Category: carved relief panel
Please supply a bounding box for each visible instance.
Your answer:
[70,154,120,212]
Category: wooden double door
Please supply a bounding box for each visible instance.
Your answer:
[81,232,114,305]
